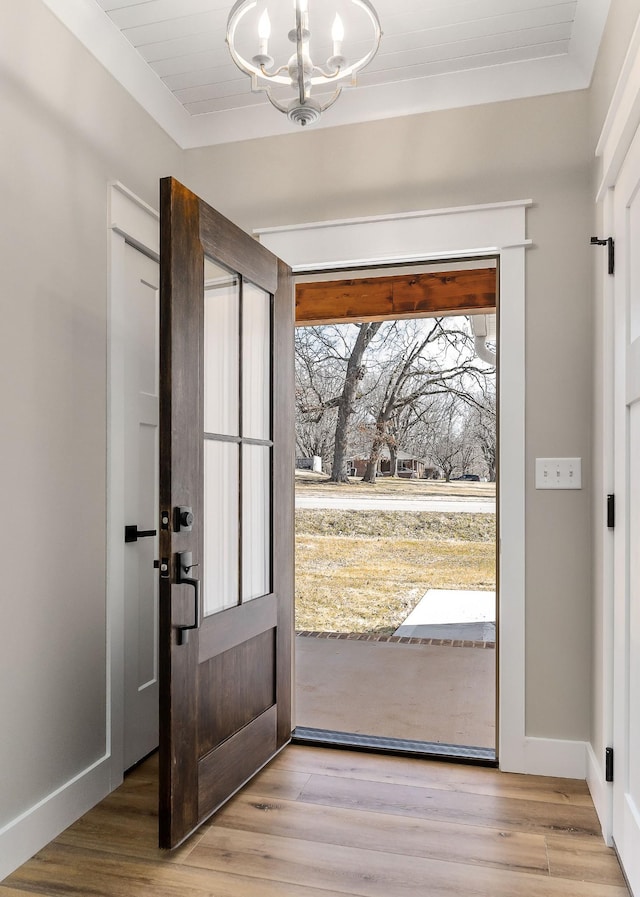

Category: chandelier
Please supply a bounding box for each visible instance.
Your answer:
[226,0,382,127]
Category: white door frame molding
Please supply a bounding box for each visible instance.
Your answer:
[256,199,577,777]
[107,182,159,785]
[597,15,640,201]
[586,183,616,846]
[592,11,640,847]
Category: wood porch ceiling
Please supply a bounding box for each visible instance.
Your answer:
[295,268,497,325]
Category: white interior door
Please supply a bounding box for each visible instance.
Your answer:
[122,242,160,770]
[613,120,640,895]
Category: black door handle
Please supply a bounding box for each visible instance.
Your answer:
[176,551,200,646]
[124,525,158,543]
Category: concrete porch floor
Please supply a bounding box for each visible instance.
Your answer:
[294,636,496,750]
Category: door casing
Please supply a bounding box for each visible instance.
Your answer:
[257,201,547,777]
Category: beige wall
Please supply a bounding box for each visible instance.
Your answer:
[0,0,182,845]
[186,91,595,740]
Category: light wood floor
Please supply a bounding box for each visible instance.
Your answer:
[1,746,629,897]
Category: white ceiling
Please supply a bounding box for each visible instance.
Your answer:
[42,0,610,146]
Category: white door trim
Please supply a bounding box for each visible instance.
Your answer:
[597,13,640,200]
[587,184,616,845]
[256,199,562,776]
[610,121,640,894]
[107,182,159,785]
[593,9,640,848]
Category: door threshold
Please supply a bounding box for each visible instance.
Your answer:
[292,727,497,766]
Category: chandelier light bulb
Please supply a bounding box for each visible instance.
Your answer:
[332,13,344,59]
[257,9,271,55]
[332,14,344,41]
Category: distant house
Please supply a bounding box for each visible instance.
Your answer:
[344,450,437,479]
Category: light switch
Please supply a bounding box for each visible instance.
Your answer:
[535,458,582,490]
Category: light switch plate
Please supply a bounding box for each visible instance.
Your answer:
[535,458,582,489]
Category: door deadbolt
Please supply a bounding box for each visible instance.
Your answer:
[175,506,194,532]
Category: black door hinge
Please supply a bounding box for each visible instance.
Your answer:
[606,747,614,783]
[607,494,615,529]
[591,236,615,275]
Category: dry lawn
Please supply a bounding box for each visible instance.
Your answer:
[295,470,496,500]
[295,510,495,635]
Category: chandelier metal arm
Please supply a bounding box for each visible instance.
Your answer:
[259,63,290,79]
[317,86,342,113]
[316,63,343,80]
[264,92,291,115]
[295,3,305,107]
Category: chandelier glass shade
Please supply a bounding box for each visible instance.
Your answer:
[226,0,382,127]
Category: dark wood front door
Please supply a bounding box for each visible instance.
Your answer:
[158,177,294,849]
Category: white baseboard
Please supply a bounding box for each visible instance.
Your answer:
[522,736,588,778]
[500,736,588,779]
[586,742,614,846]
[0,755,112,882]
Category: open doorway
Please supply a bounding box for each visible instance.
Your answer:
[292,260,498,761]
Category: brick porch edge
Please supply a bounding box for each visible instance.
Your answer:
[295,630,495,649]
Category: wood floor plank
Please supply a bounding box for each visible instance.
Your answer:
[546,833,627,886]
[53,765,311,864]
[0,888,41,896]
[188,826,628,897]
[237,765,313,801]
[297,772,602,835]
[275,745,594,805]
[214,789,551,875]
[3,842,352,897]
[55,800,207,863]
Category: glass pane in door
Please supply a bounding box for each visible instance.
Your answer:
[204,257,239,436]
[242,444,271,601]
[242,282,271,441]
[203,439,239,616]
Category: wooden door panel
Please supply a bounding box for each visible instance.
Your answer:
[273,258,295,748]
[198,593,277,662]
[197,630,276,754]
[198,707,278,816]
[199,204,277,294]
[159,177,293,849]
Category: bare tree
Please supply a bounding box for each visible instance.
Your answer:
[469,389,497,481]
[329,322,382,482]
[294,323,382,481]
[359,318,490,483]
[295,326,344,470]
[423,397,464,481]
[295,315,496,483]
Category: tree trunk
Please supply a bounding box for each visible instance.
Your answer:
[362,449,380,483]
[362,425,386,483]
[389,443,398,477]
[330,322,381,482]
